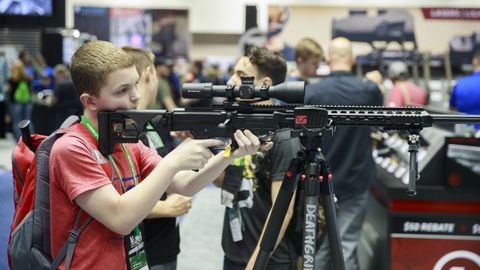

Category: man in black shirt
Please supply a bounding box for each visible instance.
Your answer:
[218,47,300,270]
[304,37,383,270]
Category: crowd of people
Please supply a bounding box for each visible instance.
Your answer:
[2,35,479,270]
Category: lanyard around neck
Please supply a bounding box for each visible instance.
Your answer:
[81,116,138,191]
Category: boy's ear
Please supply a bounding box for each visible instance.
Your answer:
[144,66,153,82]
[260,76,273,86]
[296,57,304,65]
[80,93,98,111]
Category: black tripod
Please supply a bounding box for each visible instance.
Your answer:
[254,125,345,270]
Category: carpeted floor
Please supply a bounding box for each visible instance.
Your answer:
[0,170,14,269]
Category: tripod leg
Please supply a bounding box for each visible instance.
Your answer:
[302,193,319,270]
[254,158,302,270]
[319,165,345,270]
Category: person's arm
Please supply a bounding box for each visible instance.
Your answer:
[147,194,192,218]
[245,181,296,269]
[177,96,198,107]
[449,85,458,111]
[167,130,262,196]
[162,96,177,111]
[212,171,225,187]
[74,138,225,235]
[158,79,177,111]
[74,148,184,235]
[75,131,262,235]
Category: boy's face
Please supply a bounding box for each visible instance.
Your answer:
[227,57,272,104]
[297,56,320,78]
[228,56,261,85]
[92,66,141,111]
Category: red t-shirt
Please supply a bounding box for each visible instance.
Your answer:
[50,123,162,270]
[385,81,427,107]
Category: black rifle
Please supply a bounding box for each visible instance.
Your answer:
[98,103,478,195]
[97,103,479,270]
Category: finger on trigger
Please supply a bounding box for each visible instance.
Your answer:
[199,138,225,147]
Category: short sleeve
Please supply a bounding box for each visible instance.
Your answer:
[50,135,111,201]
[270,130,302,181]
[450,85,458,108]
[137,141,162,179]
[158,79,172,99]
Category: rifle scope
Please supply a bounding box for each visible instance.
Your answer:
[182,81,305,104]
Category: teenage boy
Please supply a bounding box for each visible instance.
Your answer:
[289,37,324,83]
[49,40,264,270]
[122,46,191,270]
[218,47,301,270]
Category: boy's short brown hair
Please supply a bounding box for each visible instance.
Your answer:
[248,47,287,85]
[121,46,155,77]
[70,41,134,97]
[295,38,324,62]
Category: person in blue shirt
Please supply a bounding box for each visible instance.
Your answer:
[450,48,480,130]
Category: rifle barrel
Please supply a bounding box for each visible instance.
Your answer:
[431,114,480,124]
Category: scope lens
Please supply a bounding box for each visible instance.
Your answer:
[239,85,254,99]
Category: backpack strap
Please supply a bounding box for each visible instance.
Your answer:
[32,132,66,258]
[11,151,25,187]
[48,128,99,270]
[51,209,92,270]
[31,119,100,270]
[60,115,81,129]
[11,150,27,207]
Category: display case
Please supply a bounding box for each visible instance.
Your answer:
[359,125,480,269]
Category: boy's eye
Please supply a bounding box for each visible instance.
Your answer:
[117,88,128,95]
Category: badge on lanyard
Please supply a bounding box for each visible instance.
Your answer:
[221,164,243,208]
[227,207,243,242]
[125,224,149,270]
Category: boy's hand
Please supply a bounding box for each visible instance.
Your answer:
[164,138,225,171]
[230,130,262,159]
[170,131,193,140]
[164,194,192,217]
